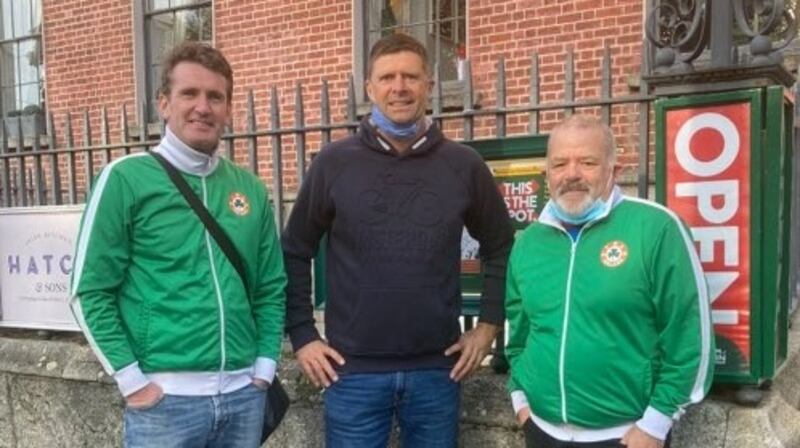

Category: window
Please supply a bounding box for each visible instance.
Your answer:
[0,0,44,123]
[135,0,212,122]
[355,0,467,105]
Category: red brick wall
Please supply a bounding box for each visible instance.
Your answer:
[35,0,646,199]
[43,0,135,140]
[39,1,136,203]
[214,0,354,189]
[467,0,645,170]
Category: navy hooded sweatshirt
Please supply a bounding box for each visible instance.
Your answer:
[282,117,514,373]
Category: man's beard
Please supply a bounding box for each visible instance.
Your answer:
[554,180,596,216]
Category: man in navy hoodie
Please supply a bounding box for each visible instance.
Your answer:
[282,33,514,447]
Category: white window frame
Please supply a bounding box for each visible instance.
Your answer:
[0,0,44,122]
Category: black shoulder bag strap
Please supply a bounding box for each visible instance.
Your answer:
[151,151,289,442]
[150,152,250,294]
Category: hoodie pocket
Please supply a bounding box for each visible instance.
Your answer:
[343,287,459,356]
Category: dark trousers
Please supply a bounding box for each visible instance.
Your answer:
[523,419,672,448]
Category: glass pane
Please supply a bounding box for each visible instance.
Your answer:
[149,0,170,12]
[18,39,41,85]
[31,0,41,30]
[366,0,382,54]
[172,0,204,7]
[439,0,456,40]
[16,0,42,37]
[365,0,465,81]
[405,22,430,65]
[1,86,15,116]
[150,63,162,96]
[16,0,31,37]
[436,43,458,81]
[366,0,379,31]
[1,0,13,40]
[0,42,15,88]
[367,0,403,34]
[175,8,202,42]
[19,82,39,110]
[149,0,205,10]
[433,0,459,82]
[381,0,400,32]
[145,3,212,121]
[149,12,176,57]
[199,6,212,41]
[148,63,162,121]
[458,0,465,43]
[367,0,408,60]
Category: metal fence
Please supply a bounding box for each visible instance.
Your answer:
[0,44,656,217]
[2,43,798,331]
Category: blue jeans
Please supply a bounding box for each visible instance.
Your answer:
[123,383,266,448]
[324,369,460,448]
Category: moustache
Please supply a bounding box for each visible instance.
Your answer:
[557,181,590,196]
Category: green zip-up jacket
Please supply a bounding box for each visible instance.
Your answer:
[506,188,714,440]
[70,130,286,396]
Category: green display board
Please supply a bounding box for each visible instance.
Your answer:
[655,86,792,385]
[460,135,549,315]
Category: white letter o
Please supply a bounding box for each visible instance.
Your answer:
[674,112,739,177]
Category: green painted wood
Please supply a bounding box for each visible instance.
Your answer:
[466,135,548,161]
[655,89,767,385]
[460,136,549,316]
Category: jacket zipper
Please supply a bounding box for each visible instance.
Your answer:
[202,177,227,392]
[559,240,577,422]
[554,220,602,424]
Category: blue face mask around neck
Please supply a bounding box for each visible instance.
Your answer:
[370,105,419,140]
[548,176,616,226]
[548,195,611,226]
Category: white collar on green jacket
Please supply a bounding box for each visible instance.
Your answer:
[153,127,220,177]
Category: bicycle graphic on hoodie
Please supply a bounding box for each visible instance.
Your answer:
[356,171,447,262]
[359,172,442,228]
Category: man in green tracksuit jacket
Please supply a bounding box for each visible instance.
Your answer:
[69,42,286,447]
[506,115,714,448]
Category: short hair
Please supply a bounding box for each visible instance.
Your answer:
[548,114,617,165]
[159,41,233,102]
[367,32,430,78]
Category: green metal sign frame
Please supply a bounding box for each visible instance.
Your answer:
[655,86,791,385]
[459,135,549,316]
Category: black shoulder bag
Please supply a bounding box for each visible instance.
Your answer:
[151,152,290,443]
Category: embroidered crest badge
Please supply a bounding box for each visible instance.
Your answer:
[228,192,250,216]
[600,240,628,268]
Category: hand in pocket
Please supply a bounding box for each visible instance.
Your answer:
[125,382,164,410]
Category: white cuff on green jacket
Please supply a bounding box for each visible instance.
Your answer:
[510,390,529,414]
[253,357,277,385]
[636,406,673,441]
[114,362,150,397]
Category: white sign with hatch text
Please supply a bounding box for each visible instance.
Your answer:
[0,205,83,331]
